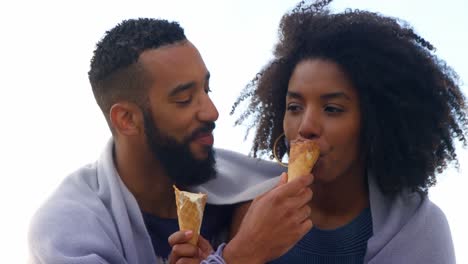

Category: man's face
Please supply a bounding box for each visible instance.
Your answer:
[142,108,216,186]
[139,40,219,186]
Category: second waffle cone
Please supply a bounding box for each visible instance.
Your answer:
[173,185,207,245]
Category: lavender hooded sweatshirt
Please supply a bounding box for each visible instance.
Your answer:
[28,140,455,263]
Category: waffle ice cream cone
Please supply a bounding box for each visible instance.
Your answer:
[173,185,207,245]
[287,140,320,182]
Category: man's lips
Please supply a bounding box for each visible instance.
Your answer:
[193,132,214,146]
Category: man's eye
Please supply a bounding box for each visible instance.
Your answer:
[175,97,192,105]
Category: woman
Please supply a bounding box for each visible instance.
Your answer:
[169,1,467,263]
[230,0,466,263]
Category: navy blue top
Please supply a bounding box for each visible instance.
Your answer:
[142,204,233,261]
[269,208,373,264]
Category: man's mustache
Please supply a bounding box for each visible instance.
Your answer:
[186,122,216,142]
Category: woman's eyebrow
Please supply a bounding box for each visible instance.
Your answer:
[320,92,351,101]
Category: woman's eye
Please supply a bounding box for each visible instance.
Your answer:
[205,87,212,94]
[287,104,302,112]
[324,106,344,113]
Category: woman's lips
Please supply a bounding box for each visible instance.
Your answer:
[312,156,323,172]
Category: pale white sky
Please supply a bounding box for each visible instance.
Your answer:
[0,0,467,263]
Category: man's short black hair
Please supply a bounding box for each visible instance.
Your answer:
[88,18,186,126]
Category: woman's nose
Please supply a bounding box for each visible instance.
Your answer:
[298,109,322,140]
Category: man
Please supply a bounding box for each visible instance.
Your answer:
[28,18,313,264]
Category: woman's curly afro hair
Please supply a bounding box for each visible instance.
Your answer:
[232,0,468,196]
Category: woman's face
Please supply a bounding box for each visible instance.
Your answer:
[283,59,363,184]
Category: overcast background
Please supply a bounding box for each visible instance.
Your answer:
[0,0,466,262]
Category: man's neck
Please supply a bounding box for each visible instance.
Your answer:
[114,141,178,219]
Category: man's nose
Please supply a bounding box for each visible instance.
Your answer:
[198,95,219,122]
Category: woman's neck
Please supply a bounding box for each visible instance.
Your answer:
[309,172,369,230]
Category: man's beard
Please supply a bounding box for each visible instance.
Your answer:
[142,110,217,187]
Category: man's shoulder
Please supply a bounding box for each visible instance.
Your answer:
[29,193,115,249]
[214,148,284,176]
[30,161,111,229]
[28,163,122,262]
[192,149,284,204]
[31,163,105,226]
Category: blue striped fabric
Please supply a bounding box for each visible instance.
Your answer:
[269,208,372,264]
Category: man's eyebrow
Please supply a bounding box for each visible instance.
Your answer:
[169,82,196,97]
[169,72,211,97]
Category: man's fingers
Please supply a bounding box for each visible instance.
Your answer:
[291,173,314,187]
[256,173,288,201]
[300,218,314,234]
[175,257,202,264]
[168,230,193,246]
[197,235,214,259]
[288,187,313,208]
[275,172,288,187]
[295,205,312,223]
[171,243,199,258]
[198,235,211,252]
[275,173,314,197]
[167,231,200,264]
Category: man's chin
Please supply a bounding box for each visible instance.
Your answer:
[189,143,214,160]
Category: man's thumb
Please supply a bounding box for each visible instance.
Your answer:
[275,172,288,187]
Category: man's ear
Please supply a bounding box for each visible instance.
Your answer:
[109,102,144,136]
